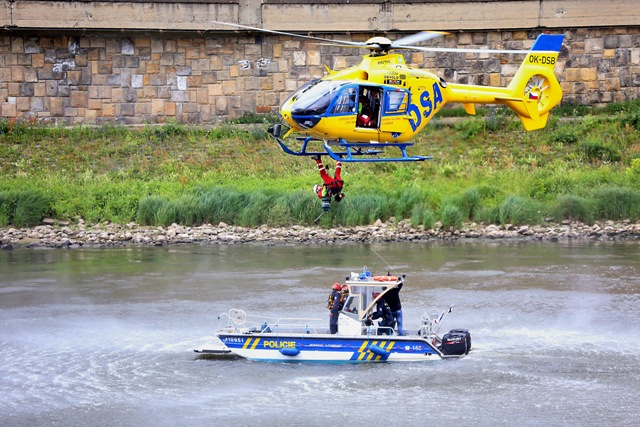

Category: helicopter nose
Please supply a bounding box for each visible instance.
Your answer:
[279,102,298,129]
[280,101,321,129]
[294,117,321,129]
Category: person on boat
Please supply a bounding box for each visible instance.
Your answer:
[328,282,342,334]
[312,155,345,212]
[340,284,349,306]
[368,292,395,335]
[382,281,404,336]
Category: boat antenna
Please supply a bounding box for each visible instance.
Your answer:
[370,245,400,277]
[433,305,454,334]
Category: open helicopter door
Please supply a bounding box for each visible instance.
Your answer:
[355,86,382,131]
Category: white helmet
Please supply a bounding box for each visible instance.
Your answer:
[314,185,321,193]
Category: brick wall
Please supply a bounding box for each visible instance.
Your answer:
[1,27,639,124]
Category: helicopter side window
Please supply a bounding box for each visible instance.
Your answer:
[385,90,409,114]
[331,87,357,115]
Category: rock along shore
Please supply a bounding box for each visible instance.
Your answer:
[1,218,640,250]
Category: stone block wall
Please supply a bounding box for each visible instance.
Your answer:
[1,26,639,124]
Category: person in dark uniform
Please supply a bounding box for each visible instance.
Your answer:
[329,282,342,334]
[368,292,395,335]
[382,280,404,335]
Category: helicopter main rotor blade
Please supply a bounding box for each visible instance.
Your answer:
[392,31,447,47]
[211,21,539,55]
[210,20,366,48]
[316,42,383,51]
[405,45,535,54]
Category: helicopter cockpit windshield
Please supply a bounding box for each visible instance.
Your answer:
[290,80,350,116]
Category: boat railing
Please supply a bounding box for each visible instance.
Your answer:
[360,325,396,336]
[217,306,450,338]
[218,309,329,334]
[259,317,328,335]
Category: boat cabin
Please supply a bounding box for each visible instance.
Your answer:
[338,268,403,335]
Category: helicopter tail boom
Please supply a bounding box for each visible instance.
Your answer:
[446,34,565,131]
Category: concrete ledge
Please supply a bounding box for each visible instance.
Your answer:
[2,0,639,32]
[262,0,640,31]
[0,1,9,27]
[5,1,239,30]
[261,2,543,32]
[539,0,640,28]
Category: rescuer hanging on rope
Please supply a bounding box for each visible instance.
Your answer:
[311,155,345,213]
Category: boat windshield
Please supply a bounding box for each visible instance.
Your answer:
[342,283,391,319]
[291,80,350,116]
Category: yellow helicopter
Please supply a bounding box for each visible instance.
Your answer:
[214,22,565,163]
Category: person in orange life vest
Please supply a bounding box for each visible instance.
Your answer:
[341,284,349,297]
[329,283,342,334]
[312,156,344,211]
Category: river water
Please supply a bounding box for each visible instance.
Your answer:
[1,241,639,426]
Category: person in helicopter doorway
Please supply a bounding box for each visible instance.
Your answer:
[357,88,380,128]
[312,155,345,212]
[382,280,404,335]
[328,283,342,334]
[367,292,396,335]
[357,101,374,127]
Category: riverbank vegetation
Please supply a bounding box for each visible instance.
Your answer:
[2,100,640,229]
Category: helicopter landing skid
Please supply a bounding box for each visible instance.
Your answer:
[272,135,432,163]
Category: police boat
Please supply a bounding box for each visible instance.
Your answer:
[197,269,471,363]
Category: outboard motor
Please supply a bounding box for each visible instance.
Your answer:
[449,328,471,353]
[441,330,471,356]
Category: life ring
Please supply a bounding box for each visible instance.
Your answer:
[373,276,398,282]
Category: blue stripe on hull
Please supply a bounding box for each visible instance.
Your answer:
[217,333,441,362]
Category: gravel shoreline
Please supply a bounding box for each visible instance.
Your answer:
[2,218,640,250]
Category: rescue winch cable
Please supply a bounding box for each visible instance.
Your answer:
[370,245,400,278]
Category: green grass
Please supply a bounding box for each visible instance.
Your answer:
[2,100,640,230]
[0,189,50,227]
